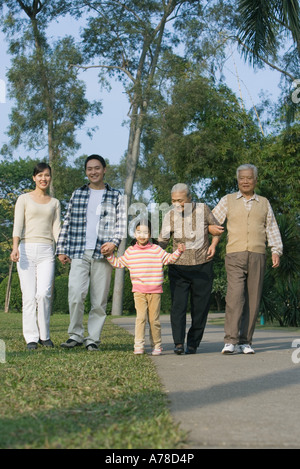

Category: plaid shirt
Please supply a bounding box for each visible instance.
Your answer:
[212,191,283,255]
[56,183,126,259]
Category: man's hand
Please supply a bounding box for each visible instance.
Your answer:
[208,224,224,236]
[58,254,71,265]
[101,242,116,256]
[272,253,280,268]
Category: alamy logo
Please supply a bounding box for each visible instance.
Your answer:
[291,339,300,364]
[0,340,6,363]
[291,79,300,104]
[0,79,6,103]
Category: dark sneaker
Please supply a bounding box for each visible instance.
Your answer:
[60,339,83,349]
[174,344,184,355]
[185,346,196,354]
[86,343,99,351]
[27,342,38,350]
[39,339,54,347]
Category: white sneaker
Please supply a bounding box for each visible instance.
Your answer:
[239,344,255,354]
[221,343,236,354]
[151,347,163,356]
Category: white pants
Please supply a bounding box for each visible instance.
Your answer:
[68,250,112,346]
[17,243,55,344]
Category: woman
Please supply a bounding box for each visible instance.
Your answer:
[10,163,61,350]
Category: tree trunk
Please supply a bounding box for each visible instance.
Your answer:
[110,9,170,316]
[4,261,13,313]
[111,108,144,315]
[31,15,56,196]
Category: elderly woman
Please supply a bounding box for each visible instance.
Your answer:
[11,163,61,350]
[158,183,220,355]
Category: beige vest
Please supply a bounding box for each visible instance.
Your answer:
[226,193,268,254]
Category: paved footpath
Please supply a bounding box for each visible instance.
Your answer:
[112,314,300,449]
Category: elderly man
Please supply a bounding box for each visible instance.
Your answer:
[212,164,283,354]
[158,183,220,355]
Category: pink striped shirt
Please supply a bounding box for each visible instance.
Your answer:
[106,243,182,293]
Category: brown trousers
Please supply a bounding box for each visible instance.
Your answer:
[133,292,162,350]
[224,251,266,345]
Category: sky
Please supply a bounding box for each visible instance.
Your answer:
[0,14,285,167]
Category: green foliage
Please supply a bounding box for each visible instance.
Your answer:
[0,1,102,196]
[236,0,300,64]
[0,269,137,315]
[52,276,69,314]
[0,273,22,313]
[260,215,300,327]
[142,73,261,203]
[255,124,300,217]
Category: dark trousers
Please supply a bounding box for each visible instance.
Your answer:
[168,262,214,348]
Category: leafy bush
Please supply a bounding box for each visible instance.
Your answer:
[0,273,22,313]
[52,275,69,314]
[0,270,137,316]
[260,215,300,326]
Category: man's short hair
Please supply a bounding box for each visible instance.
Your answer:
[236,164,258,180]
[85,154,107,170]
[171,183,191,198]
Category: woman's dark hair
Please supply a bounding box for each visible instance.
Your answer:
[84,154,106,169]
[33,162,52,176]
[130,219,159,246]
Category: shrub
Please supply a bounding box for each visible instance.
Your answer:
[53,275,69,314]
[260,215,300,326]
[0,273,22,313]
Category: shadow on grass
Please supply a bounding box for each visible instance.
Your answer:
[0,389,184,449]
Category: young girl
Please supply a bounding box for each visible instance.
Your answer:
[10,163,61,350]
[103,221,185,355]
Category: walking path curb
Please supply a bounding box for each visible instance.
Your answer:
[112,314,300,449]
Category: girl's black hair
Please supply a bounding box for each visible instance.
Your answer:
[130,219,159,246]
[33,162,52,176]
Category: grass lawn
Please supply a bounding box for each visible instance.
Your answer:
[0,311,187,449]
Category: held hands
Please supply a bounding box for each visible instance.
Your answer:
[208,225,224,236]
[177,243,186,253]
[58,254,71,265]
[101,242,116,257]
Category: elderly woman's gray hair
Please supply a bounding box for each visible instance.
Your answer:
[171,183,191,198]
[236,164,258,180]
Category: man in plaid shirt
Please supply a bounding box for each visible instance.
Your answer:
[57,155,126,351]
[212,164,283,355]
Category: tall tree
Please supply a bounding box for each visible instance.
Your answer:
[141,72,262,204]
[236,0,300,68]
[209,1,300,124]
[0,0,101,196]
[70,0,232,314]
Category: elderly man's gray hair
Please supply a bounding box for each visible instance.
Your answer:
[236,164,258,180]
[171,183,191,198]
